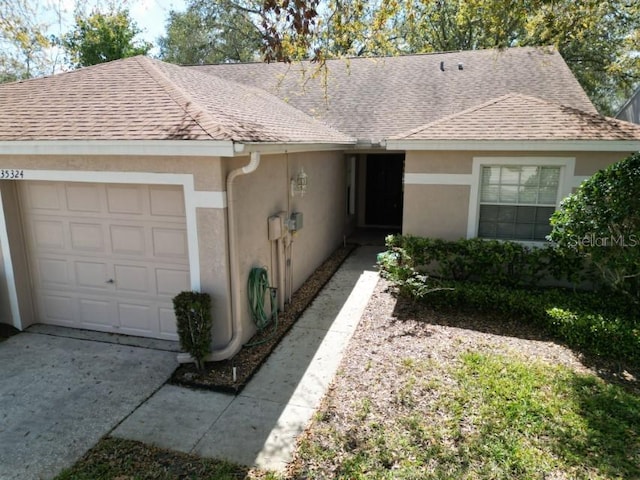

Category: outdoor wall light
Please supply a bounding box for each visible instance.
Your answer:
[291,167,308,197]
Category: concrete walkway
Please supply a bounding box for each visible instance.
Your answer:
[112,245,383,471]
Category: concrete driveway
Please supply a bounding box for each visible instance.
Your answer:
[0,329,178,480]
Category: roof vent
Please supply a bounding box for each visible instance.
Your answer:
[440,61,445,72]
[458,63,464,70]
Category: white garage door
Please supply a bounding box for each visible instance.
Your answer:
[20,181,190,340]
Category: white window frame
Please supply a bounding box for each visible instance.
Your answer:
[467,157,576,242]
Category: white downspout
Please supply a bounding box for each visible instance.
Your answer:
[210,151,261,360]
[178,151,260,363]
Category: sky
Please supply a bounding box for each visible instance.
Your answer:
[124,0,187,51]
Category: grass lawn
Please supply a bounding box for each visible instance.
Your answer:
[54,437,276,480]
[293,351,639,479]
[54,349,639,479]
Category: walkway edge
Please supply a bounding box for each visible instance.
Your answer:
[254,270,380,470]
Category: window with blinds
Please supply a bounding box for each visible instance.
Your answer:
[478,165,560,241]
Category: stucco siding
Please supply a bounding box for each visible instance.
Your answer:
[0,155,225,191]
[403,184,470,239]
[196,207,233,348]
[405,151,473,174]
[231,151,348,343]
[403,150,635,240]
[0,181,35,329]
[572,151,630,177]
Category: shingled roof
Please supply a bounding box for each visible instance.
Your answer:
[0,56,353,144]
[193,46,597,143]
[389,93,640,142]
[3,47,638,149]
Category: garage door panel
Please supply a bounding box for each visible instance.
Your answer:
[22,182,189,340]
[107,185,145,215]
[110,225,146,256]
[152,228,188,259]
[150,186,185,217]
[156,268,190,296]
[70,222,105,252]
[38,258,71,286]
[80,298,115,328]
[159,307,179,339]
[75,261,110,289]
[23,182,61,211]
[65,184,102,213]
[114,264,149,293]
[118,303,152,335]
[41,294,75,323]
[32,219,66,250]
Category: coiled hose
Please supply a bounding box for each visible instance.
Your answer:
[247,267,278,345]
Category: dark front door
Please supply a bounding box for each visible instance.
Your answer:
[365,154,404,226]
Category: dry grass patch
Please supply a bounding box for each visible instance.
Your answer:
[289,279,640,479]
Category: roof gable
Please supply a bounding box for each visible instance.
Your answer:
[193,46,597,143]
[0,56,353,144]
[0,57,210,141]
[390,93,640,142]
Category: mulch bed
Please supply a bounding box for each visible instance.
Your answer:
[169,243,358,393]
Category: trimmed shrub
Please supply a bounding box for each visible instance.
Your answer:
[549,152,640,301]
[407,279,639,364]
[381,234,587,287]
[379,235,639,365]
[173,291,212,370]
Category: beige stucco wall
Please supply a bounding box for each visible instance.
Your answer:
[230,150,348,344]
[403,150,635,240]
[0,155,231,342]
[0,181,34,328]
[403,184,470,240]
[572,151,630,176]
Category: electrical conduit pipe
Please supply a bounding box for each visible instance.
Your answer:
[178,152,260,363]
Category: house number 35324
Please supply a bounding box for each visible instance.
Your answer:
[0,169,24,179]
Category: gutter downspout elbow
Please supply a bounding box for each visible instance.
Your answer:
[209,151,260,361]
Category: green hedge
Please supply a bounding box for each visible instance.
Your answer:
[379,235,639,365]
[382,234,588,287]
[422,281,639,364]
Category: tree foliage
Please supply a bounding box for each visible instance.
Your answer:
[160,0,321,64]
[523,1,640,115]
[62,7,151,68]
[228,0,636,114]
[159,0,262,64]
[549,153,640,301]
[0,0,62,81]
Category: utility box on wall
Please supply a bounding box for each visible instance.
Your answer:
[288,212,303,232]
[268,214,284,240]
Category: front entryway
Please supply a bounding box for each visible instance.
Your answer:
[365,154,404,227]
[19,181,190,340]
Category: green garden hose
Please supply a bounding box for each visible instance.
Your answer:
[247,267,278,346]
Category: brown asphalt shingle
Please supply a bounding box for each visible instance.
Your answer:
[0,56,354,144]
[390,93,640,141]
[193,46,598,143]
[2,47,637,146]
